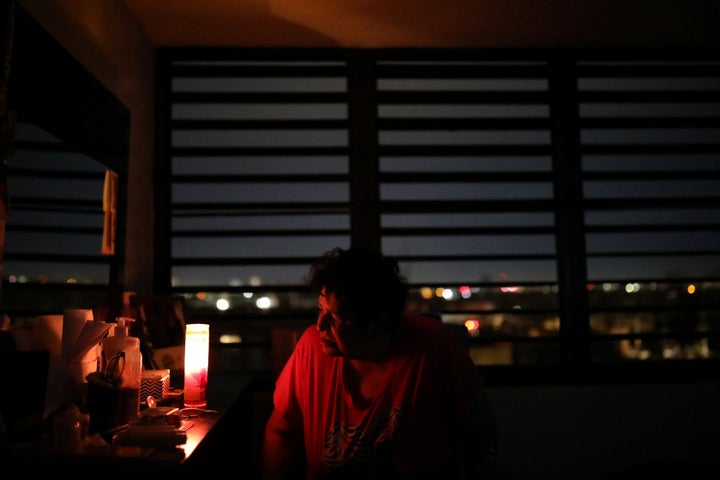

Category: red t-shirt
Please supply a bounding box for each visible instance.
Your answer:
[272,312,486,479]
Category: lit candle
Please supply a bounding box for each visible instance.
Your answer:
[184,323,209,408]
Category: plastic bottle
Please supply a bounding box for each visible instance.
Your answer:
[100,317,143,425]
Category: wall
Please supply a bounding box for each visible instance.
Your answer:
[487,382,720,479]
[17,0,156,294]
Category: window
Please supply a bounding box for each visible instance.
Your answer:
[157,48,720,381]
[4,123,116,317]
[375,57,559,366]
[2,7,128,322]
[577,59,720,363]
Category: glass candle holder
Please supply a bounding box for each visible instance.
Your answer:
[184,323,210,408]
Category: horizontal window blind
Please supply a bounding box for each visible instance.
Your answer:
[4,122,116,318]
[158,49,720,379]
[2,7,130,323]
[577,59,720,362]
[166,57,353,322]
[375,58,559,366]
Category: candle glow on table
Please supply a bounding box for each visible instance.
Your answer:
[184,323,209,408]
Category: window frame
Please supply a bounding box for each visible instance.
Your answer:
[1,6,129,321]
[155,47,720,385]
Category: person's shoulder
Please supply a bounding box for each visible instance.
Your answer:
[274,324,320,356]
[283,324,323,365]
[402,311,446,332]
[297,324,320,344]
[400,311,455,345]
[400,312,482,383]
[401,311,469,353]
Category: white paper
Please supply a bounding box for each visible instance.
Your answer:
[62,309,111,363]
[37,309,112,417]
[61,309,93,361]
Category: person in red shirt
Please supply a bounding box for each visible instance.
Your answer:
[262,247,497,480]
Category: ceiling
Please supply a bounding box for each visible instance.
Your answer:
[120,0,720,49]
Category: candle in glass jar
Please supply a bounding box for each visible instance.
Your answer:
[184,323,209,408]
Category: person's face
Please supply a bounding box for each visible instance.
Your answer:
[316,288,368,358]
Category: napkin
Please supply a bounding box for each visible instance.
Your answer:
[31,309,113,418]
[61,309,111,363]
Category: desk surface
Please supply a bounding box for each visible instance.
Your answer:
[6,373,256,473]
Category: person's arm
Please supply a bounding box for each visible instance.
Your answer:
[261,408,305,480]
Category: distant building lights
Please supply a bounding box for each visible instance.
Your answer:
[243,292,253,298]
[66,277,77,284]
[625,283,640,293]
[687,284,696,294]
[256,296,272,309]
[434,287,444,298]
[219,334,242,344]
[459,285,472,298]
[442,289,454,300]
[196,291,207,300]
[216,298,230,311]
[662,345,677,359]
[464,319,480,333]
[543,318,560,331]
[420,287,433,299]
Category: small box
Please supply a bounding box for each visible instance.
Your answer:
[141,369,170,404]
[135,407,181,426]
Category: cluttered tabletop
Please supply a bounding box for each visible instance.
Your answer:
[5,372,255,473]
[1,309,258,474]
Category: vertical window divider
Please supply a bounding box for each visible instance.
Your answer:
[154,49,173,295]
[347,52,381,252]
[548,52,591,370]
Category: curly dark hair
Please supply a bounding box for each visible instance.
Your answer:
[307,247,409,330]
